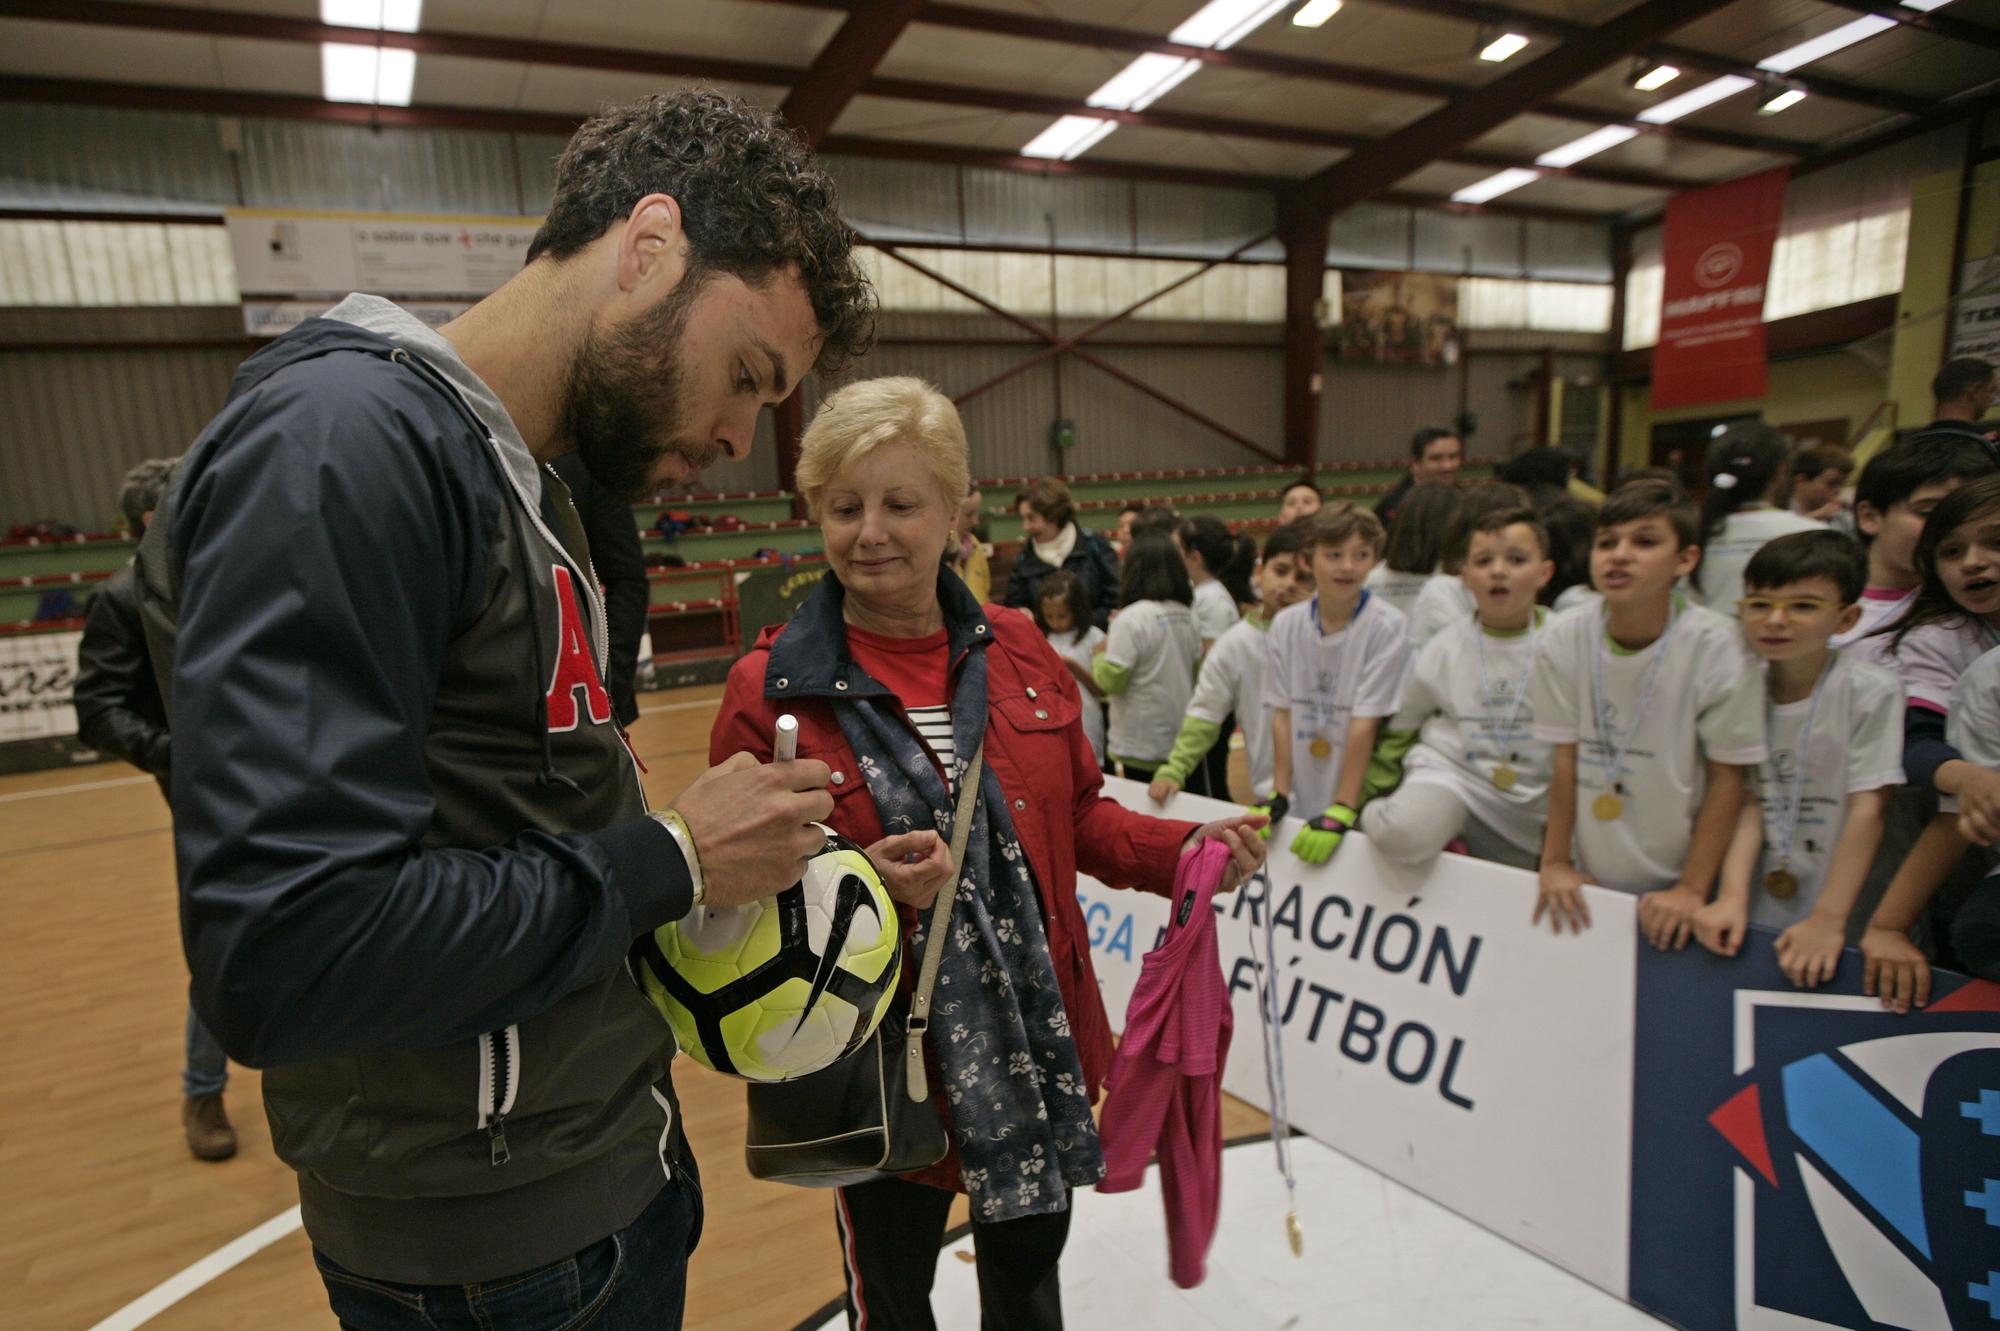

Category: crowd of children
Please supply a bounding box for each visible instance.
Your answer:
[1001,417,2000,1012]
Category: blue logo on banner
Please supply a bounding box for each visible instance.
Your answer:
[1629,936,2000,1330]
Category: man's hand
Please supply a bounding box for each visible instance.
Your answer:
[1534,862,1594,934]
[1693,896,1747,957]
[1861,926,1932,1014]
[1148,775,1182,803]
[1956,765,2000,846]
[1774,916,1844,988]
[865,830,955,910]
[670,752,835,909]
[1638,885,1705,951]
[1181,814,1269,893]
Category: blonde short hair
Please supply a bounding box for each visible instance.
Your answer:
[795,377,971,519]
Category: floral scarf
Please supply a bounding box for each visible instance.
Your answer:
[833,636,1104,1221]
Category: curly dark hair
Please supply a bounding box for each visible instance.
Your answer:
[529,90,875,373]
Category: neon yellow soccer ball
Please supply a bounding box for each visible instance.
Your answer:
[637,825,902,1082]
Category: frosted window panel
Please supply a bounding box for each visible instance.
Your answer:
[1528,281,1612,332]
[1624,261,1663,350]
[0,222,78,305]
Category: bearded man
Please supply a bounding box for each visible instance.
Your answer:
[134,91,875,1329]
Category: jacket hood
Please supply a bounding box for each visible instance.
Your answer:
[756,564,995,700]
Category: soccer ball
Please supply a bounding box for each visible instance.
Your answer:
[636,825,902,1082]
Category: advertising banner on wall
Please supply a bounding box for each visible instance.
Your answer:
[1080,778,1998,1331]
[1335,269,1461,366]
[1950,257,2000,361]
[0,629,81,744]
[1651,167,1789,410]
[225,209,540,303]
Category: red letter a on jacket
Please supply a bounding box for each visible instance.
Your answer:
[545,566,612,732]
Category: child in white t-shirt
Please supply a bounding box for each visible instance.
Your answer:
[1529,479,1768,940]
[1149,520,1315,807]
[1407,483,1531,648]
[1261,503,1411,865]
[1092,536,1201,781]
[1035,570,1108,766]
[1365,482,1458,625]
[1834,436,1993,672]
[1691,424,1826,615]
[1174,515,1253,651]
[1692,532,1904,987]
[1361,505,1554,870]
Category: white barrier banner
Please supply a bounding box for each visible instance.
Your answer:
[0,630,82,742]
[1079,779,1637,1295]
[227,209,539,299]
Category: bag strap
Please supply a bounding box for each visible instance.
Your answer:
[904,742,984,1103]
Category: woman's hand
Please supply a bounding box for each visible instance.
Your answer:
[1181,814,1269,894]
[865,830,956,910]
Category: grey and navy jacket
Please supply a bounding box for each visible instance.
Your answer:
[74,563,171,790]
[135,294,694,1285]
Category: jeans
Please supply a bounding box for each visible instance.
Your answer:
[182,1007,228,1099]
[314,1164,704,1331]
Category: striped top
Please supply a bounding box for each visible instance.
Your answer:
[909,705,958,784]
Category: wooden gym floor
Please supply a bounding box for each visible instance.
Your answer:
[1,682,1266,1331]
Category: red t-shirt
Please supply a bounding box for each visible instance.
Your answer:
[847,624,956,776]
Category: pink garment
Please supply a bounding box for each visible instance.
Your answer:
[1097,838,1233,1289]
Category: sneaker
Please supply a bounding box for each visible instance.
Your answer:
[183,1092,237,1162]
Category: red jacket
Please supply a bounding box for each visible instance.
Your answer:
[711,572,1198,1191]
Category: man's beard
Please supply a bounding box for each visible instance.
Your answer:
[562,273,720,502]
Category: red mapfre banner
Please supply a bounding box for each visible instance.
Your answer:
[1651,167,1789,410]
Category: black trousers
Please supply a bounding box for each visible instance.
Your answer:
[833,1176,1071,1331]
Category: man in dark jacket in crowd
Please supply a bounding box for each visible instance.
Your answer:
[74,456,237,1162]
[1911,356,1998,463]
[135,91,876,1329]
[1373,424,1464,525]
[550,452,650,725]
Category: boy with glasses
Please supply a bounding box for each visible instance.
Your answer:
[1692,533,1905,987]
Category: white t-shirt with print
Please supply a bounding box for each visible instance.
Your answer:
[1747,652,1906,930]
[1408,573,1476,650]
[1264,592,1412,817]
[1887,616,2000,712]
[1831,585,1917,675]
[1530,601,1769,892]
[1102,599,1201,765]
[1187,615,1276,801]
[1942,645,2000,817]
[1364,567,1432,626]
[1191,577,1241,644]
[1553,584,1601,616]
[1045,625,1107,764]
[1692,507,1827,614]
[1392,611,1551,852]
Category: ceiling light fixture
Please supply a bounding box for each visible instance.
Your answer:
[1636,74,1757,124]
[1292,0,1343,27]
[1757,15,1896,73]
[1021,0,1290,160]
[1478,31,1530,62]
[319,0,420,106]
[1536,124,1639,169]
[1629,61,1679,93]
[1452,167,1541,205]
[321,0,421,32]
[1757,82,1807,115]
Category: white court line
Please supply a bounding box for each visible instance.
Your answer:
[639,697,723,715]
[87,1205,303,1331]
[0,772,152,804]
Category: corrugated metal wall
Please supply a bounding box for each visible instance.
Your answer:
[0,342,242,528]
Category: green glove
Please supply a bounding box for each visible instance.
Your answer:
[1291,803,1357,865]
[1248,793,1290,841]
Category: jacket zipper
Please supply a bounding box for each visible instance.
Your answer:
[478,1025,520,1166]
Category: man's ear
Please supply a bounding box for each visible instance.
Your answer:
[616,193,687,296]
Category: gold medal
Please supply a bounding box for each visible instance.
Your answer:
[1286,1210,1304,1257]
[1764,867,1798,899]
[1492,764,1518,791]
[1309,737,1332,760]
[1592,791,1624,821]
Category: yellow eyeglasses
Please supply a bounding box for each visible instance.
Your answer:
[1737,596,1839,619]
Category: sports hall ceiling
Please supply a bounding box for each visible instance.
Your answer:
[0,0,1997,222]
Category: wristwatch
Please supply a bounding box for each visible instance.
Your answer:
[649,809,707,910]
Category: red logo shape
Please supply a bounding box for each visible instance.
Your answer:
[544,566,612,733]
